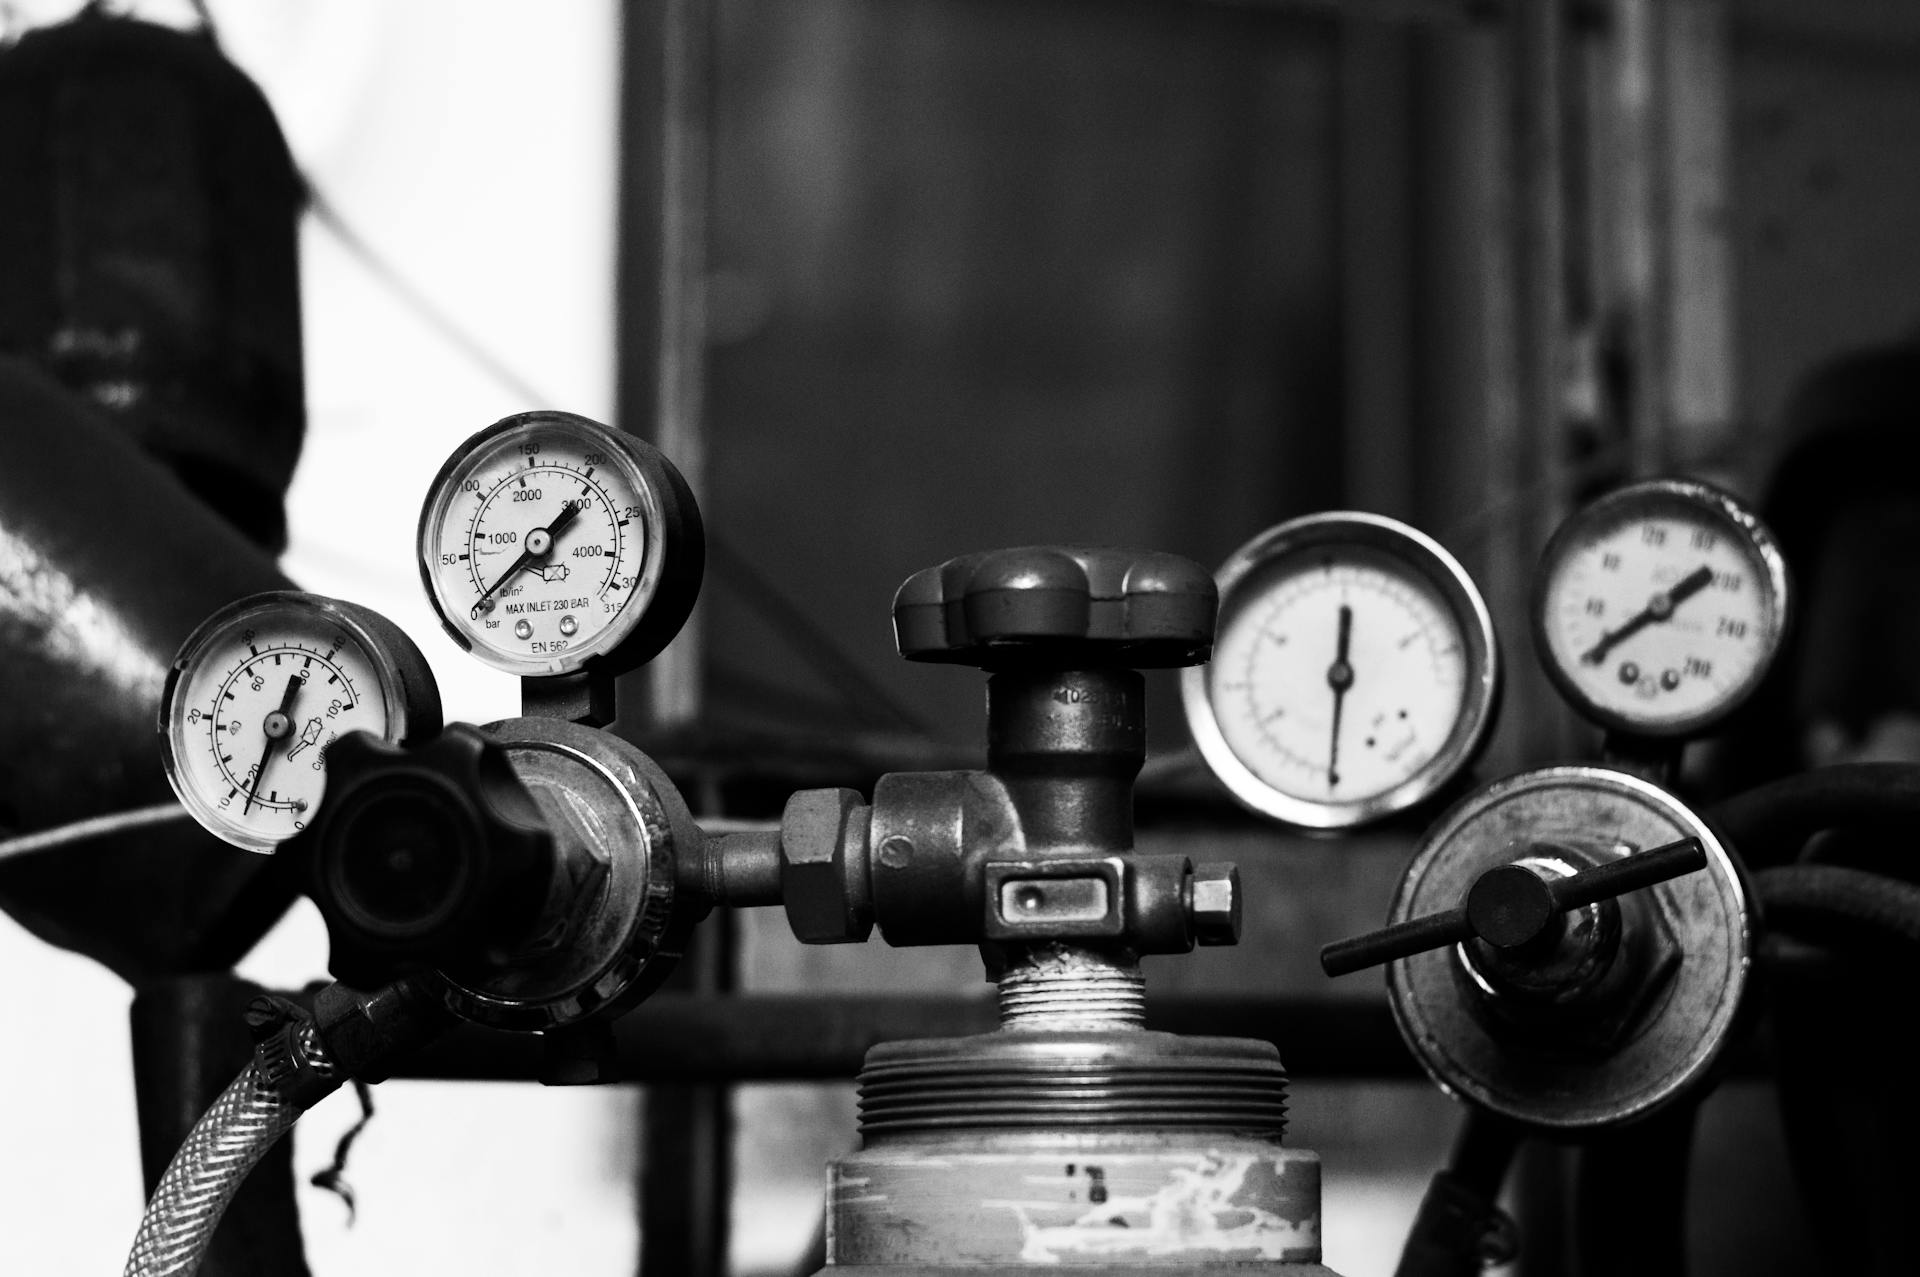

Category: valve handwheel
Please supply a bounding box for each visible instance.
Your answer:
[891,545,1217,669]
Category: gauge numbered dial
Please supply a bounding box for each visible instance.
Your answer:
[1535,479,1789,737]
[418,411,702,678]
[1183,513,1500,829]
[160,593,441,853]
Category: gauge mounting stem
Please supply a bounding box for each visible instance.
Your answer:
[521,669,616,728]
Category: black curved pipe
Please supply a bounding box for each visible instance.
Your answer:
[1705,763,1920,868]
[1755,863,1920,955]
[1570,1102,1696,1277]
[1757,862,1920,1277]
[1395,1109,1523,1277]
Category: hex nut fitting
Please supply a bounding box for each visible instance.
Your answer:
[1188,863,1242,946]
[780,787,875,944]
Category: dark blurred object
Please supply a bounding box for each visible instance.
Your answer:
[0,12,308,982]
[0,11,305,551]
[1714,337,1920,1277]
[0,358,302,979]
[1715,339,1920,790]
[1767,939,1920,1277]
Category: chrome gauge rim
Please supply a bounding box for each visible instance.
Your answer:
[1533,478,1790,739]
[1182,512,1500,830]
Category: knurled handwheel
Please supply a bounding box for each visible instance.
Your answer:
[295,724,553,989]
[891,545,1216,669]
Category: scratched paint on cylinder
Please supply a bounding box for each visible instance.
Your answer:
[830,1143,1322,1266]
[987,1153,1317,1263]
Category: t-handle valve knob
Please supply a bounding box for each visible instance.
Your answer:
[290,724,556,989]
[1320,836,1707,978]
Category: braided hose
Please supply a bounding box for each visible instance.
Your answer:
[123,1026,326,1277]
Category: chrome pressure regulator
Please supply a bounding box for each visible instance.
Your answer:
[159,414,1341,1273]
[1316,479,1781,1275]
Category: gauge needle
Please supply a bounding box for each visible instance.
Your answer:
[1580,564,1714,666]
[470,502,583,618]
[1327,604,1354,788]
[244,675,302,815]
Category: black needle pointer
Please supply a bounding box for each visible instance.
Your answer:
[244,674,302,815]
[1581,564,1714,666]
[1327,604,1354,788]
[470,501,583,619]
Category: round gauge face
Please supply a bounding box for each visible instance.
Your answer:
[1183,513,1500,829]
[1535,479,1789,737]
[418,412,699,677]
[161,593,437,854]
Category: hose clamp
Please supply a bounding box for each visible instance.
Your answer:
[246,993,343,1109]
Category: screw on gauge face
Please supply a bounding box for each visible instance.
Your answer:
[1182,512,1500,830]
[1534,479,1790,738]
[417,411,704,678]
[160,592,443,854]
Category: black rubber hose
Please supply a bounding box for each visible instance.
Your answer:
[1394,1109,1523,1277]
[1754,864,1920,956]
[1570,1101,1696,1277]
[1706,763,1920,867]
[1765,906,1920,1275]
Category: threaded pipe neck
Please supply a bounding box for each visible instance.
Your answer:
[996,947,1145,1030]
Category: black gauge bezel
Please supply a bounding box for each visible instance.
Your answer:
[416,411,704,679]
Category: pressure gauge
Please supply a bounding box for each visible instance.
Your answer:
[1182,512,1500,829]
[418,411,703,678]
[1534,479,1789,738]
[159,592,442,854]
